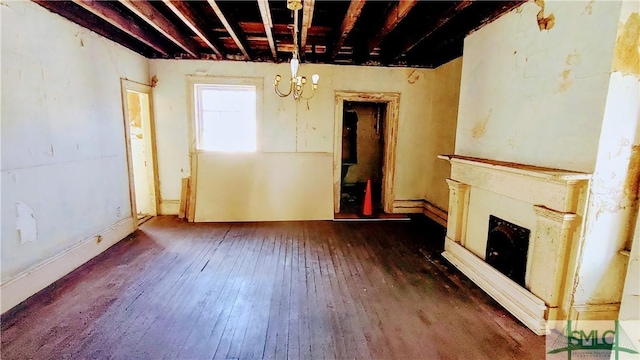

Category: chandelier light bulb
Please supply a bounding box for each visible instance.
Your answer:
[290,57,299,78]
[311,74,319,85]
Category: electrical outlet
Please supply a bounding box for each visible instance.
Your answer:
[116,206,121,217]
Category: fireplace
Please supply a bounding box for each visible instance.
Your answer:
[438,155,591,334]
[486,216,530,286]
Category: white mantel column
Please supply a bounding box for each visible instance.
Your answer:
[530,205,577,320]
[445,179,470,246]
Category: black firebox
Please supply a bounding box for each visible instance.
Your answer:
[485,215,530,286]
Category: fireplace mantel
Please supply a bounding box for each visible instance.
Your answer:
[438,154,591,335]
[437,155,592,181]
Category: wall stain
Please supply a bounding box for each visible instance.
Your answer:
[565,50,581,65]
[406,69,420,84]
[612,12,640,75]
[624,145,640,199]
[583,0,594,15]
[558,69,572,92]
[535,0,555,31]
[471,109,492,139]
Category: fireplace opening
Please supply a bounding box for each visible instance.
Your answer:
[485,216,530,286]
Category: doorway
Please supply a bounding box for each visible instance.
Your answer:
[333,92,400,218]
[121,80,158,226]
[339,102,386,216]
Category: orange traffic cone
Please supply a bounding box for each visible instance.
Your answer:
[363,179,373,216]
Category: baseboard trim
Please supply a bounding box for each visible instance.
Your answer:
[571,303,621,321]
[392,199,448,227]
[159,200,180,215]
[392,200,424,213]
[0,217,135,314]
[442,238,547,335]
[422,202,447,227]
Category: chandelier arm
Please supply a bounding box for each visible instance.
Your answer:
[274,79,294,97]
[299,86,316,100]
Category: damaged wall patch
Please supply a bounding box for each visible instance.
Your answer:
[16,201,38,244]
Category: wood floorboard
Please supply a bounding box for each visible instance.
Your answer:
[1,216,546,360]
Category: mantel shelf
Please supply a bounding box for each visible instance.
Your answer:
[438,155,592,182]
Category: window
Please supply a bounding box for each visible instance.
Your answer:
[193,83,257,152]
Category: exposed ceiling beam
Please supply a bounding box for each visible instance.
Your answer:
[367,0,417,54]
[206,0,251,60]
[300,0,315,49]
[71,0,169,56]
[387,0,473,61]
[256,0,277,59]
[404,1,525,67]
[33,1,160,58]
[118,0,200,58]
[162,0,223,58]
[467,1,525,35]
[332,0,366,58]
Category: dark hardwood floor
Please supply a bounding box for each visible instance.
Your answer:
[1,216,545,359]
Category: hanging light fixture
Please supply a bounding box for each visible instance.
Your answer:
[274,0,319,101]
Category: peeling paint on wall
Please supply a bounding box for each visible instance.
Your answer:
[535,0,555,31]
[612,12,640,75]
[16,201,38,245]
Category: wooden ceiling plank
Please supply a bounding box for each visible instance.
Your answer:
[257,0,277,59]
[390,0,473,60]
[300,0,315,49]
[367,0,417,53]
[332,0,367,58]
[206,0,251,60]
[118,0,199,58]
[71,0,169,56]
[162,0,223,58]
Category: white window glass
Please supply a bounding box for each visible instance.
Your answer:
[195,84,256,152]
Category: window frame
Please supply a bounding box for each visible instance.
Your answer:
[187,76,264,154]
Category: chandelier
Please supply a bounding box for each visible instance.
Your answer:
[273,0,319,101]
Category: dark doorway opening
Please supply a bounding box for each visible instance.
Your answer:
[338,101,386,217]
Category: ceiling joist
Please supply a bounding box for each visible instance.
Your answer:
[388,0,473,61]
[118,0,200,58]
[162,0,223,58]
[33,0,160,57]
[332,0,367,58]
[257,0,277,59]
[367,0,417,54]
[206,0,251,60]
[300,0,315,49]
[71,0,169,56]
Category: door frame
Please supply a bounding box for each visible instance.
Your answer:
[120,78,160,226]
[333,91,400,215]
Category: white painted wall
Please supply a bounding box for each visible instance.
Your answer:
[150,60,434,220]
[427,57,463,211]
[455,1,621,173]
[1,1,148,283]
